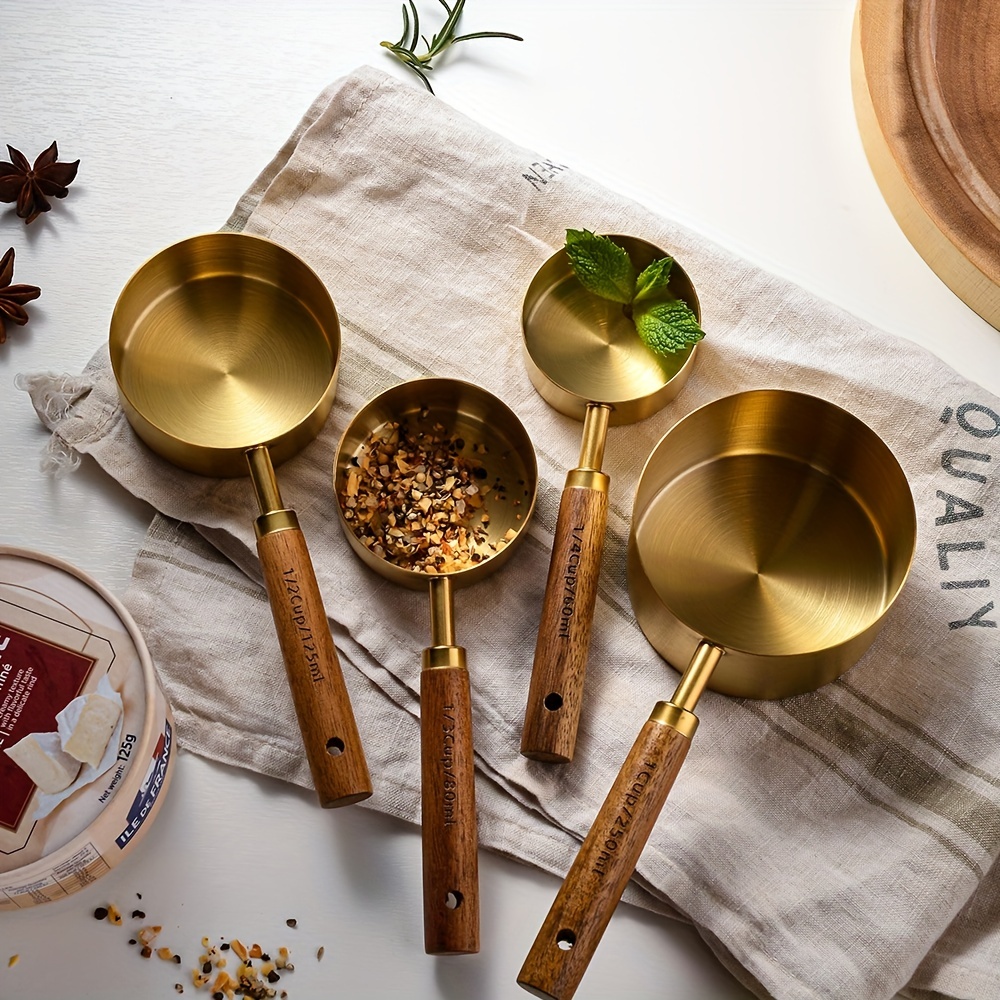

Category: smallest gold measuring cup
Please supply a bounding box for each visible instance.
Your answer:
[334,378,537,956]
[519,236,700,763]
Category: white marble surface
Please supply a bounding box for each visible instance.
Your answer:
[2,3,998,998]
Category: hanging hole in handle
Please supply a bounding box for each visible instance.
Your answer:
[543,692,563,711]
[445,891,464,910]
[326,736,346,756]
[555,929,576,951]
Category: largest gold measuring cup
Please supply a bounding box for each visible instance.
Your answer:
[518,389,917,1000]
[109,232,371,809]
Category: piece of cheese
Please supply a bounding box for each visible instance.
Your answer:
[61,693,121,768]
[3,732,81,794]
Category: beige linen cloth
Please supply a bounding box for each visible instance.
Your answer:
[20,67,1000,1000]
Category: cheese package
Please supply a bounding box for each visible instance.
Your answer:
[0,547,174,910]
[3,732,81,794]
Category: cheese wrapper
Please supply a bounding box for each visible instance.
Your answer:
[3,732,81,794]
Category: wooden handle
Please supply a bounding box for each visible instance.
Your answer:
[257,526,372,808]
[517,717,691,1000]
[521,478,609,762]
[421,661,479,955]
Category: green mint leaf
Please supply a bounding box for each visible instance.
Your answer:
[634,256,674,303]
[564,229,636,304]
[633,298,705,356]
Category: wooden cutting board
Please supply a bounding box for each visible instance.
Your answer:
[852,0,1000,330]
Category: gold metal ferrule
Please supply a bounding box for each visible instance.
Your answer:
[422,646,468,671]
[254,510,300,538]
[648,701,699,740]
[565,468,610,493]
[648,643,726,739]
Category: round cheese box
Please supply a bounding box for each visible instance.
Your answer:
[0,546,174,909]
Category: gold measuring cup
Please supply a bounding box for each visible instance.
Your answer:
[518,389,916,1000]
[333,378,538,955]
[520,235,700,763]
[109,232,371,809]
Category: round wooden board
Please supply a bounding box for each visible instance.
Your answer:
[852,0,1000,330]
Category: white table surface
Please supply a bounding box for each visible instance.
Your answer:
[2,3,998,999]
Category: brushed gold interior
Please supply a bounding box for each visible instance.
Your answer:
[629,390,916,699]
[334,378,538,590]
[110,232,340,477]
[521,236,700,425]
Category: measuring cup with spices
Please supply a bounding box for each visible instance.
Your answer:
[517,389,916,1000]
[334,378,538,955]
[109,232,371,809]
[519,236,700,763]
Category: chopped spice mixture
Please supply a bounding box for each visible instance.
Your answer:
[341,418,516,573]
[91,900,302,998]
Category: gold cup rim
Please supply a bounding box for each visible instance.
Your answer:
[333,377,538,590]
[521,234,701,426]
[628,388,917,697]
[109,231,340,477]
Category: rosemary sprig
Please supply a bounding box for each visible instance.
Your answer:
[380,0,522,93]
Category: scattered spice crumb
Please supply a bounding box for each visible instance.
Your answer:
[316,947,324,962]
[7,955,18,968]
[88,899,305,996]
[285,919,297,929]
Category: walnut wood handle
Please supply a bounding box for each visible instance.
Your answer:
[521,476,609,762]
[421,659,480,955]
[257,525,372,808]
[517,715,692,1000]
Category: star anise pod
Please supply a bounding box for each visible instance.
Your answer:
[0,247,41,344]
[0,142,80,224]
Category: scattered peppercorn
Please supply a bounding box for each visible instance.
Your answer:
[93,907,109,921]
[132,910,145,920]
[285,919,297,929]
